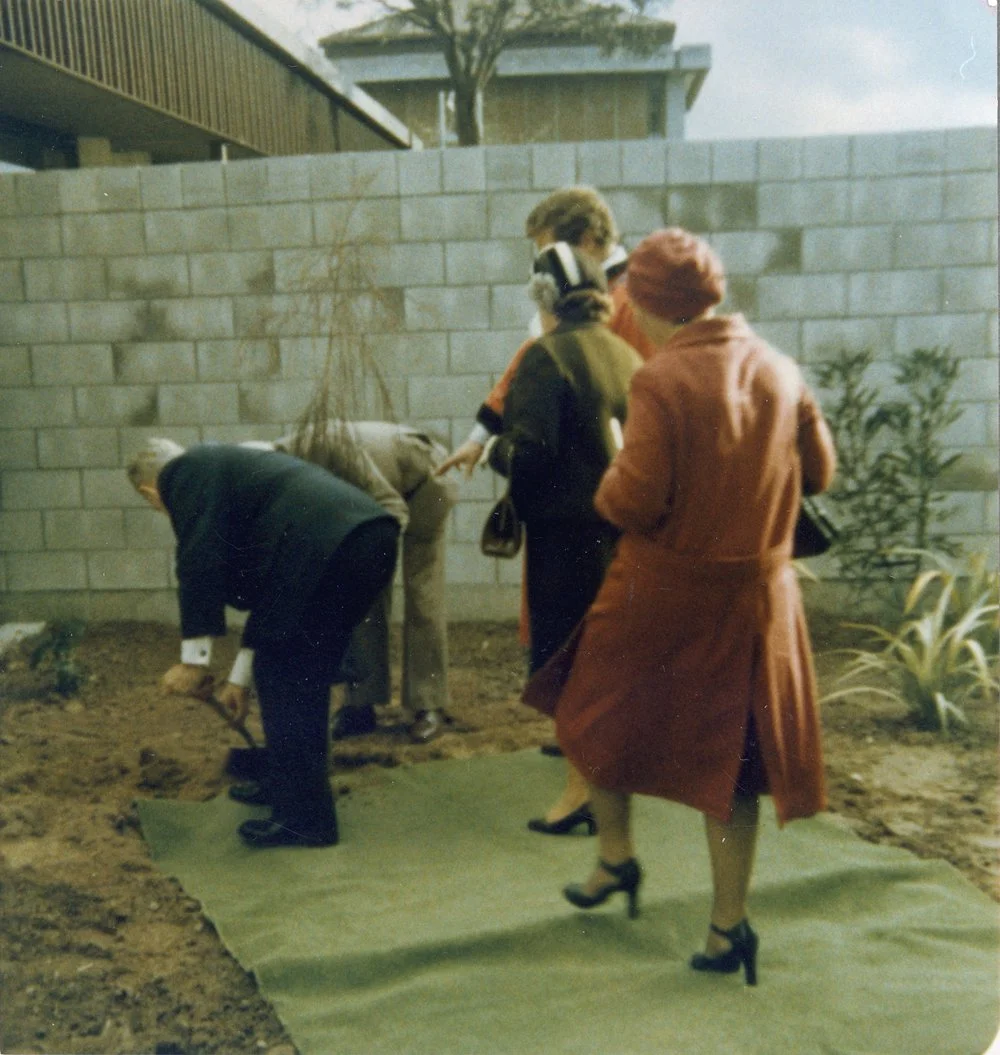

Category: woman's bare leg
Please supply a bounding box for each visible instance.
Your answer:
[702,795,760,953]
[543,761,590,823]
[577,784,633,895]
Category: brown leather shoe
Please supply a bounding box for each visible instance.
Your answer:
[409,709,443,744]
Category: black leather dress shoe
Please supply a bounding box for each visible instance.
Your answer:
[539,742,564,757]
[228,781,270,806]
[331,705,377,740]
[409,710,443,743]
[238,818,338,848]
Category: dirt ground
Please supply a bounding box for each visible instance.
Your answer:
[0,614,997,1055]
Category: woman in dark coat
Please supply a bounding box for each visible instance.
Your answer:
[524,229,837,984]
[489,242,641,833]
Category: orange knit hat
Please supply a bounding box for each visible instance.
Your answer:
[626,228,725,322]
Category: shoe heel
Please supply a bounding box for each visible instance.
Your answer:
[626,887,639,919]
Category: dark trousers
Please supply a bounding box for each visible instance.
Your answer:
[253,520,398,836]
[524,520,619,676]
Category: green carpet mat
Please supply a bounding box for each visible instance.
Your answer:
[137,750,1000,1055]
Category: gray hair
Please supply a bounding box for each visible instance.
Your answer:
[126,437,185,490]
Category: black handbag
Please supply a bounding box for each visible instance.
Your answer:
[481,484,523,559]
[793,494,840,558]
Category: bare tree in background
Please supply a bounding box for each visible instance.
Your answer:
[309,0,673,145]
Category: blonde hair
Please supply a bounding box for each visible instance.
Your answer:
[524,187,618,254]
[126,437,185,490]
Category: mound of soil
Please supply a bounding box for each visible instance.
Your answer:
[0,616,996,1054]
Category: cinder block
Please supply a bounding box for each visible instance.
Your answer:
[408,375,493,418]
[124,507,177,549]
[13,171,62,215]
[151,299,235,341]
[803,137,851,179]
[757,139,803,182]
[445,542,497,584]
[945,128,998,172]
[60,168,141,212]
[664,141,712,184]
[68,301,146,343]
[274,336,328,380]
[88,550,170,590]
[531,143,577,190]
[486,191,542,239]
[229,204,313,250]
[712,140,759,182]
[400,195,488,241]
[0,511,42,550]
[227,158,297,205]
[752,321,802,359]
[577,142,621,186]
[758,182,849,227]
[711,230,803,274]
[190,252,274,296]
[605,189,666,241]
[801,317,892,361]
[893,130,948,175]
[757,274,848,319]
[361,242,447,287]
[38,428,119,468]
[442,149,486,193]
[851,177,943,223]
[0,260,24,301]
[894,313,992,359]
[44,509,125,549]
[0,346,30,385]
[117,428,200,468]
[75,385,158,427]
[485,146,533,190]
[31,344,113,386]
[238,381,316,424]
[848,270,941,315]
[347,154,400,198]
[452,500,497,543]
[0,430,38,469]
[24,258,108,301]
[367,332,449,376]
[449,329,525,374]
[618,139,667,188]
[666,184,757,232]
[197,338,280,381]
[446,240,527,285]
[941,404,990,447]
[0,216,61,258]
[952,357,999,401]
[307,153,354,200]
[144,209,230,253]
[313,199,402,244]
[139,165,184,210]
[233,294,321,340]
[398,151,443,196]
[7,552,87,591]
[112,342,196,383]
[404,286,490,332]
[0,175,14,216]
[802,226,893,272]
[0,387,75,427]
[851,134,898,177]
[942,268,999,313]
[180,163,226,208]
[721,275,758,319]
[62,213,145,256]
[108,255,190,299]
[2,469,81,510]
[892,221,994,269]
[158,383,239,425]
[83,467,146,508]
[203,424,283,445]
[938,492,987,535]
[944,173,999,221]
[489,283,535,332]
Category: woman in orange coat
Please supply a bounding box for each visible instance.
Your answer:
[524,228,837,985]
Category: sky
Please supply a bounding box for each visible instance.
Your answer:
[262,0,998,140]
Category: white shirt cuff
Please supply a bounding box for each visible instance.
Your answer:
[468,423,492,446]
[227,648,255,688]
[181,637,212,666]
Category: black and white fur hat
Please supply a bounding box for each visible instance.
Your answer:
[528,241,607,315]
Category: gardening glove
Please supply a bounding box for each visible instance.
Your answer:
[215,682,251,726]
[161,663,215,701]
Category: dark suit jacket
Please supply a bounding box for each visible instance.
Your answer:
[489,320,641,524]
[158,444,395,648]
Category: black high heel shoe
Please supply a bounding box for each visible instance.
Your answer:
[690,919,759,986]
[526,803,596,836]
[563,858,642,919]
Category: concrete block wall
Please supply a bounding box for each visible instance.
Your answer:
[1,128,997,625]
